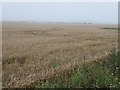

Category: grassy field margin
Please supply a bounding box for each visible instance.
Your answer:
[35,49,120,88]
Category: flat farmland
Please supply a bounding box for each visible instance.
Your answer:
[2,22,118,88]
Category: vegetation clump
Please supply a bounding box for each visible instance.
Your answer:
[35,50,120,88]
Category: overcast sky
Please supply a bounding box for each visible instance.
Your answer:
[2,2,118,24]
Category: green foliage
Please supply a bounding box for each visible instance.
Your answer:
[35,50,120,88]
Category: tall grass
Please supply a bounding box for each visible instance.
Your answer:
[35,49,120,88]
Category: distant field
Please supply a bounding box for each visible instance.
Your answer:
[101,28,119,30]
[2,22,118,88]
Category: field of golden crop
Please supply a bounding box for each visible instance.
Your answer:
[2,22,118,88]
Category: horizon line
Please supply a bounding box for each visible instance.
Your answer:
[1,20,118,25]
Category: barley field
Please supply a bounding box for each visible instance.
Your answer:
[2,22,118,88]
